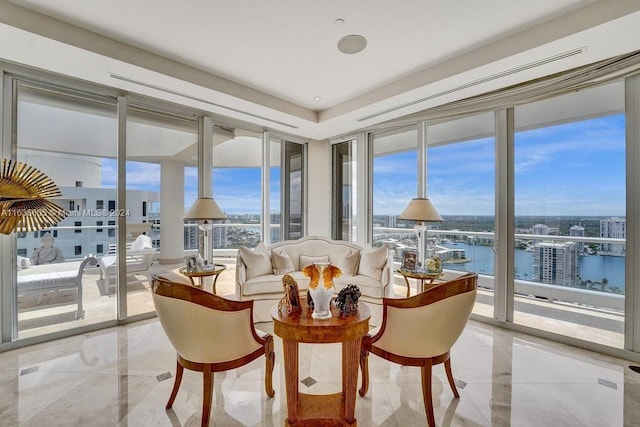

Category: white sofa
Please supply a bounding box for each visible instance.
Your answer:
[235,236,394,324]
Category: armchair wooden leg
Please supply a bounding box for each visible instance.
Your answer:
[202,366,213,427]
[444,357,459,398]
[359,349,369,397]
[264,337,275,398]
[166,359,184,409]
[421,361,436,427]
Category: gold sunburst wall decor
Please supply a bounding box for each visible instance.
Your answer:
[0,159,67,235]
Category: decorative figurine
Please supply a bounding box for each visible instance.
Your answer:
[278,274,302,314]
[334,284,361,315]
[304,262,341,319]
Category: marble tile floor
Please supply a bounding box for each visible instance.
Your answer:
[1,316,640,426]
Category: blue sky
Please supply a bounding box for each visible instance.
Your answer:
[104,113,625,217]
[374,113,625,216]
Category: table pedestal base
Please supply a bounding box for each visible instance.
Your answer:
[284,392,357,426]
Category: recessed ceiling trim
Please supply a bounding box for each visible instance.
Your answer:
[357,47,586,122]
[108,72,299,129]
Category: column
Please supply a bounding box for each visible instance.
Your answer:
[159,160,185,264]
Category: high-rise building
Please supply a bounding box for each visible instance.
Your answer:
[531,224,550,235]
[532,241,580,286]
[600,217,626,256]
[570,225,585,253]
[385,214,397,228]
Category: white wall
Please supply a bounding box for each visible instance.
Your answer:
[306,139,331,237]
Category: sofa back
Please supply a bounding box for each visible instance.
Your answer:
[268,236,363,271]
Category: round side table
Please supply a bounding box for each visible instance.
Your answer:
[397,269,444,296]
[179,264,227,294]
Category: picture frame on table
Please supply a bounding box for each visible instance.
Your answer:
[184,255,198,273]
[402,250,418,272]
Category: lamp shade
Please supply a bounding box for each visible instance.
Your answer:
[398,197,443,222]
[183,197,227,220]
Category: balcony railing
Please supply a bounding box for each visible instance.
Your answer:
[374,225,625,312]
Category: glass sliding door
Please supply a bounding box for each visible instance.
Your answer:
[212,127,262,249]
[269,138,282,243]
[427,112,495,316]
[268,138,304,243]
[125,108,197,317]
[332,139,357,242]
[14,83,118,339]
[371,126,418,262]
[281,140,304,241]
[513,81,625,348]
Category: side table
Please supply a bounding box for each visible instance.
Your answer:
[179,264,227,294]
[271,298,371,426]
[397,269,444,296]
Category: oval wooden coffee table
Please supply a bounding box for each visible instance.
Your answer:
[271,298,370,426]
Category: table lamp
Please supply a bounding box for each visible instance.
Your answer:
[398,197,443,269]
[183,197,227,264]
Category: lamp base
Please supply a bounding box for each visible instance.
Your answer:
[413,223,428,268]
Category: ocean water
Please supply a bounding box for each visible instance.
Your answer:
[441,242,625,291]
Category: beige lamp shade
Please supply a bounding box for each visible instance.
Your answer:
[183,197,227,220]
[398,197,443,222]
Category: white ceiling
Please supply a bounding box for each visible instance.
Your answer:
[1,0,640,140]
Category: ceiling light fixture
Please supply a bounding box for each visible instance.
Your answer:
[338,34,367,54]
[335,18,345,25]
[314,96,322,101]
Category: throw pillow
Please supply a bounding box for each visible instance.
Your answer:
[239,242,273,280]
[272,250,295,275]
[299,254,329,270]
[337,249,360,276]
[358,246,388,280]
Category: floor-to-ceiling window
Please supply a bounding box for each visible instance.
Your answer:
[13,82,118,339]
[332,139,357,242]
[281,140,304,241]
[371,126,418,260]
[427,112,496,315]
[513,81,626,348]
[212,127,263,248]
[125,108,197,317]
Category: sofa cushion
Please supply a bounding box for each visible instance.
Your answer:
[358,246,388,281]
[334,275,385,298]
[271,251,295,275]
[242,271,310,296]
[299,254,329,270]
[239,242,273,280]
[337,249,360,276]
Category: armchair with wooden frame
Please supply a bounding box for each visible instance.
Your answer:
[359,272,477,427]
[151,276,275,427]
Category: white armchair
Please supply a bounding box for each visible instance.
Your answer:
[152,276,275,427]
[359,272,477,427]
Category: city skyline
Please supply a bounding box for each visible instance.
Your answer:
[103,113,625,217]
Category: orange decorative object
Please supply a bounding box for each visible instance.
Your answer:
[304,262,342,319]
[303,263,341,290]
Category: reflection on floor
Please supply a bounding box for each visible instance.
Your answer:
[1,316,639,426]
